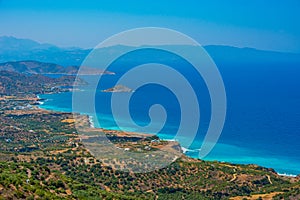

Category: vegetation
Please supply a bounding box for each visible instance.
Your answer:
[0,70,85,97]
[0,70,299,199]
[0,101,299,199]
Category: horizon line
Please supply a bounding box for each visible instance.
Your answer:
[0,35,299,54]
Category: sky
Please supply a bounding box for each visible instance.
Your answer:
[0,0,300,52]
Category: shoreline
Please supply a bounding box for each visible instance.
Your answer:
[88,115,95,128]
[36,94,299,177]
[277,173,297,178]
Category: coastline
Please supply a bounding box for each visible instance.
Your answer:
[36,94,299,177]
[277,173,297,178]
[88,115,95,128]
[2,94,299,200]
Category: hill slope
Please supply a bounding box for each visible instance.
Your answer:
[0,60,78,74]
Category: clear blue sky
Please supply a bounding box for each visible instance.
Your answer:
[0,0,300,52]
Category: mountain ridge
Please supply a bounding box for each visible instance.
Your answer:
[0,60,114,75]
[0,60,78,74]
[1,36,300,67]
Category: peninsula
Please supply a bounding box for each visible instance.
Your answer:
[0,68,299,199]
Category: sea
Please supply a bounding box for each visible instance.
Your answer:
[39,49,300,176]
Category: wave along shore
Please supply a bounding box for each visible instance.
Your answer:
[37,94,300,177]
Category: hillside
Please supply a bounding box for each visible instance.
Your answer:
[0,61,78,74]
[0,60,114,75]
[0,70,86,96]
[0,63,299,199]
[0,99,299,199]
[0,37,300,199]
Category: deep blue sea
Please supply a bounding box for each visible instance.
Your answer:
[40,49,300,175]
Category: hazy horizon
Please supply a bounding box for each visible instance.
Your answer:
[1,0,300,53]
[1,35,300,54]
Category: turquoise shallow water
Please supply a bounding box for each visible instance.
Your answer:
[39,90,300,176]
[38,49,300,175]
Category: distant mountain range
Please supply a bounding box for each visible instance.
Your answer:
[0,60,115,75]
[0,36,90,66]
[0,36,300,68]
[0,60,78,74]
